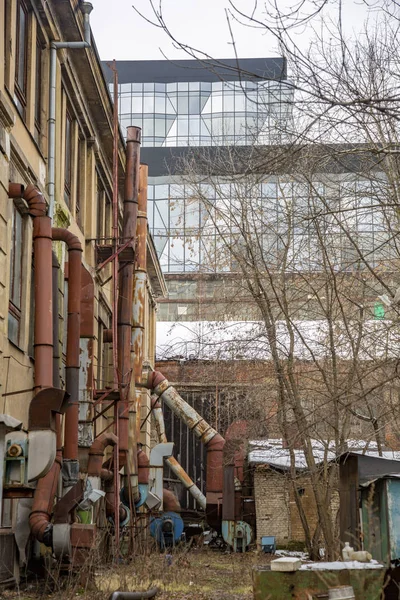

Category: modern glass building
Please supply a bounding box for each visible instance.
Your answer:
[110,58,292,148]
[104,58,294,273]
[104,60,391,285]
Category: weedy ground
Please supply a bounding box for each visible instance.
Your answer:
[1,548,273,600]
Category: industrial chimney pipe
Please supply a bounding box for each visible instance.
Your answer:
[118,126,141,495]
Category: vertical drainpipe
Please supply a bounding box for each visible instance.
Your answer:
[118,126,141,496]
[132,164,148,451]
[48,2,93,218]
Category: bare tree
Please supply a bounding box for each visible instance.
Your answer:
[138,0,400,557]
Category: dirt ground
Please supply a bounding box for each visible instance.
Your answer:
[1,549,273,600]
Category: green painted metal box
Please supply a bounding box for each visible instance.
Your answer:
[253,564,386,600]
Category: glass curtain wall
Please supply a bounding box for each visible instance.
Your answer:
[116,80,293,147]
[148,177,393,273]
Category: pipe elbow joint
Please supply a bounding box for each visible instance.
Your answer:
[52,228,83,252]
[145,370,167,393]
[8,182,47,216]
[29,512,53,546]
[87,432,118,477]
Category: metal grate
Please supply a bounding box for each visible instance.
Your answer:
[0,531,15,582]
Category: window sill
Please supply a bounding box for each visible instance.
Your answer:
[7,337,25,354]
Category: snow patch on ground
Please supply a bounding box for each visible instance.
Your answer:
[275,550,309,560]
[300,560,384,570]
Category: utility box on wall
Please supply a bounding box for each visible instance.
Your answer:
[4,437,29,487]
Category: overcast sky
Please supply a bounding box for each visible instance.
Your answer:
[90,0,372,62]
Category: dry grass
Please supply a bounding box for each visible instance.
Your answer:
[1,548,273,600]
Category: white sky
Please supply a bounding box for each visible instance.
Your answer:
[90,0,372,62]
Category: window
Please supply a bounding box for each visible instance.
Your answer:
[4,0,11,82]
[34,38,42,141]
[96,178,104,240]
[8,205,24,346]
[14,0,28,119]
[28,256,34,358]
[64,109,72,205]
[76,137,84,227]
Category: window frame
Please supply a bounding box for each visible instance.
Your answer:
[14,0,29,120]
[64,107,73,206]
[8,204,24,347]
[34,36,42,140]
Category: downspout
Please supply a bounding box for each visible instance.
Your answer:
[151,397,206,510]
[52,229,82,489]
[145,372,224,529]
[118,126,141,497]
[48,2,93,218]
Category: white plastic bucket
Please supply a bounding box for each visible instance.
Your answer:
[328,586,355,599]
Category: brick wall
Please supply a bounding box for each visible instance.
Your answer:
[289,475,319,542]
[254,467,340,548]
[254,467,291,546]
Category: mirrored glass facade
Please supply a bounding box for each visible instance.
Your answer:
[116,79,293,147]
[148,177,393,273]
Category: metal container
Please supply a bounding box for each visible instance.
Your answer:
[329,586,355,599]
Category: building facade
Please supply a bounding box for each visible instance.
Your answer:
[105,58,293,276]
[0,0,165,577]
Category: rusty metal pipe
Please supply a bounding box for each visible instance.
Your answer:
[52,229,82,462]
[163,488,181,513]
[8,184,67,544]
[133,165,148,449]
[29,451,62,545]
[108,589,158,600]
[33,217,53,390]
[105,481,128,522]
[137,448,149,484]
[52,253,63,452]
[147,372,224,527]
[87,432,118,477]
[118,126,141,485]
[8,184,58,543]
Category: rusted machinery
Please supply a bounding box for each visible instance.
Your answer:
[146,371,255,551]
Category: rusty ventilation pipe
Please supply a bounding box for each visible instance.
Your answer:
[52,228,82,489]
[117,126,141,497]
[151,396,206,509]
[87,432,123,522]
[8,184,67,545]
[146,372,225,529]
[132,164,148,446]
